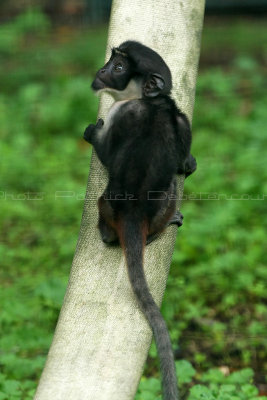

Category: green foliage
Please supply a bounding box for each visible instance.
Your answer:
[135,359,196,399]
[0,10,107,398]
[0,10,266,400]
[135,363,266,400]
[177,360,196,385]
[188,367,266,400]
[0,373,36,400]
[0,8,50,55]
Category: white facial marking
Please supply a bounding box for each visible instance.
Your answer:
[94,79,142,101]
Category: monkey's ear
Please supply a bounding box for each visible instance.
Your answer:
[143,73,165,97]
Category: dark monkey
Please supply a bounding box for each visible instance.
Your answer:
[84,41,196,400]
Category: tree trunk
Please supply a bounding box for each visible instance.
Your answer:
[34,0,205,399]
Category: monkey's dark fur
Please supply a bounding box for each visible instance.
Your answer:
[84,41,196,400]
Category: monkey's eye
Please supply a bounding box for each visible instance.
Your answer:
[113,63,123,72]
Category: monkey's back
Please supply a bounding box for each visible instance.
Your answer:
[105,96,184,218]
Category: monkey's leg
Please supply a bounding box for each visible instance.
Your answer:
[146,191,177,245]
[98,195,118,244]
[146,178,183,245]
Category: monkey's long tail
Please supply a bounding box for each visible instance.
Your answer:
[117,216,179,400]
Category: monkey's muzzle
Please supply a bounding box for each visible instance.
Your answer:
[91,78,105,91]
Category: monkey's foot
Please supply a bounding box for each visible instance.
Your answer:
[169,211,183,227]
[101,235,118,245]
[98,217,118,245]
[146,211,183,245]
[146,232,161,245]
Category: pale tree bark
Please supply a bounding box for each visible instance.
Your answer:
[34,1,205,399]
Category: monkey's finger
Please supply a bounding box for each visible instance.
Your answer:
[97,118,104,128]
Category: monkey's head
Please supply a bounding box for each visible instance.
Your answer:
[91,41,172,100]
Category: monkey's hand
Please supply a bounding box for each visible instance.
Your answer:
[83,119,104,143]
[96,118,104,129]
[185,154,197,178]
[178,154,197,178]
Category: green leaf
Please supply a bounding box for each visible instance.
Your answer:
[219,384,236,394]
[2,380,21,396]
[176,360,196,385]
[241,384,258,397]
[226,369,254,385]
[189,385,216,400]
[201,369,225,384]
[138,377,161,393]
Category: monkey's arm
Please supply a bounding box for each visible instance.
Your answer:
[83,119,109,166]
[175,112,197,178]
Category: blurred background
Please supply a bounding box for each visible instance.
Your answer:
[0,1,266,399]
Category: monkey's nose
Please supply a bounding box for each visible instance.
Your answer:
[100,68,106,74]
